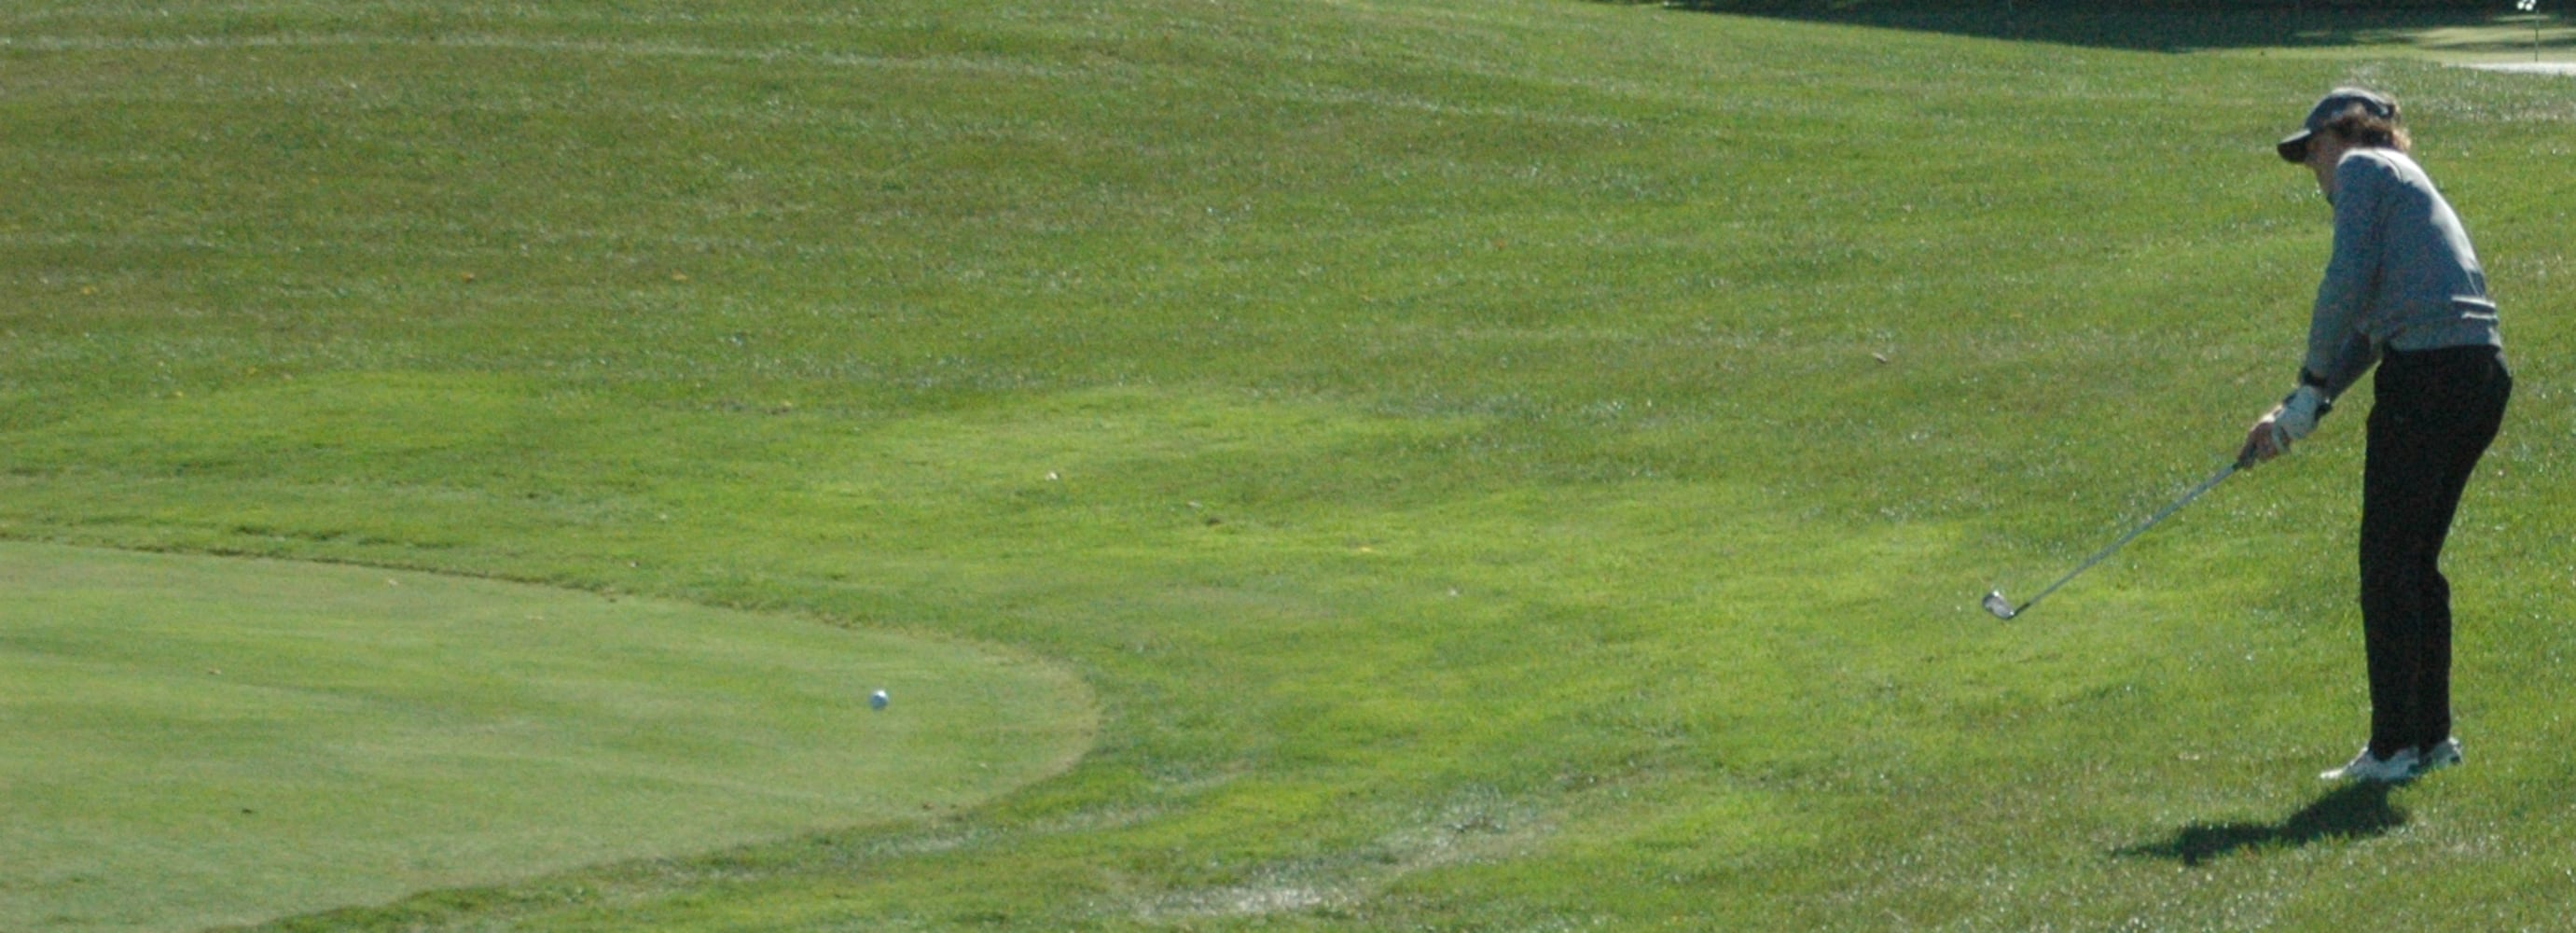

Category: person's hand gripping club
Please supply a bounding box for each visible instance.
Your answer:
[2239,383,2333,466]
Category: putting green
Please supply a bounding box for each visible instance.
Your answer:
[0,541,1095,932]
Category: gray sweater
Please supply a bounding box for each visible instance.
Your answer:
[2303,148,2502,398]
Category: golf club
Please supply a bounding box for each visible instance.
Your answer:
[1984,454,2251,620]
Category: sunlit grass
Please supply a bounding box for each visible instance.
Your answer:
[4,0,2574,929]
[0,541,1092,932]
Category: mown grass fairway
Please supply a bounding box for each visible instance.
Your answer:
[4,0,2575,929]
[0,541,1092,932]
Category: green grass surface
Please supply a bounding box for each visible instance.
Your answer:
[0,541,1092,932]
[4,0,2575,929]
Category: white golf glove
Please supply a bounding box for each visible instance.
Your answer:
[2272,384,2332,441]
[2241,383,2334,466]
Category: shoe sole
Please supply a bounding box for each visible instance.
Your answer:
[2320,752,2424,783]
[2320,769,2417,783]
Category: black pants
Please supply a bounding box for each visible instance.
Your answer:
[2361,344,2511,759]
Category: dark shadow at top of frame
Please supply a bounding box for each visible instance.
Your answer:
[1615,2,2555,56]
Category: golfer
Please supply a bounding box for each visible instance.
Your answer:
[2240,88,2512,783]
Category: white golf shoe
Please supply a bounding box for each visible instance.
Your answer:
[2417,737,2463,774]
[2320,745,2422,783]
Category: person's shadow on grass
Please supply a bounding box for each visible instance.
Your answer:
[2115,783,2405,867]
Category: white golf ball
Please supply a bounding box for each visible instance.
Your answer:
[869,689,890,710]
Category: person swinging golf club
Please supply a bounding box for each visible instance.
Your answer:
[2246,88,2512,783]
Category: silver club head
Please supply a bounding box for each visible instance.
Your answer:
[1982,590,2018,620]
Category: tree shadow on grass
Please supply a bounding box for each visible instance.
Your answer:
[2115,782,2406,867]
[1627,2,2560,57]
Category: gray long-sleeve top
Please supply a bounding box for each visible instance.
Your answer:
[2302,148,2502,397]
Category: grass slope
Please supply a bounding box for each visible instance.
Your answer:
[0,541,1093,932]
[3,0,2574,928]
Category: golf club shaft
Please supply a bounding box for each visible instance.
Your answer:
[2014,458,2241,614]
